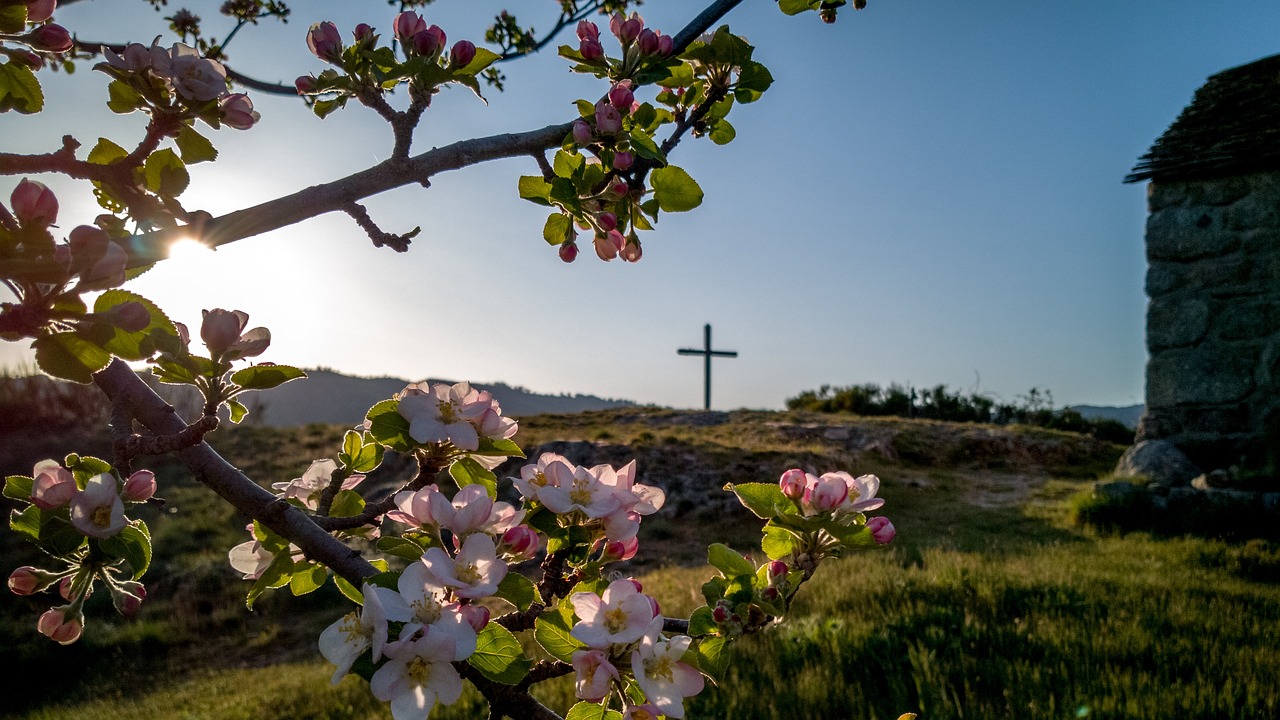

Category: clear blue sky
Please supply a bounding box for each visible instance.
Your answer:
[4,0,1279,410]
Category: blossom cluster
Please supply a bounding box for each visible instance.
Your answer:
[516,452,665,550]
[100,39,259,129]
[1,180,131,296]
[394,381,518,458]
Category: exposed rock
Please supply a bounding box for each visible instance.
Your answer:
[1114,440,1201,487]
[1190,469,1232,490]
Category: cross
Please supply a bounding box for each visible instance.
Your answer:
[677,324,738,411]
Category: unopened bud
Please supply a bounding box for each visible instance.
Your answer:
[779,469,806,500]
[637,29,659,56]
[558,241,579,263]
[571,119,592,145]
[612,151,634,171]
[37,606,83,645]
[620,239,642,263]
[597,212,617,232]
[10,178,58,227]
[103,301,151,333]
[306,21,343,63]
[29,23,72,53]
[111,580,146,617]
[26,0,56,24]
[353,23,374,42]
[122,470,157,503]
[608,82,634,112]
[459,604,490,632]
[867,516,896,545]
[579,39,604,61]
[8,566,55,595]
[498,525,539,560]
[449,40,476,68]
[393,11,425,41]
[576,20,599,42]
[762,586,779,601]
[594,101,622,135]
[600,536,638,562]
[294,75,318,94]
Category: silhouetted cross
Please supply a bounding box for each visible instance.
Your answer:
[677,324,738,411]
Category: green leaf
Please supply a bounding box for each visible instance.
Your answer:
[92,290,177,361]
[143,148,189,197]
[334,574,363,604]
[88,138,128,166]
[778,0,821,15]
[761,522,799,560]
[825,521,876,549]
[475,437,524,459]
[695,635,731,681]
[230,364,307,391]
[33,332,113,384]
[365,399,414,452]
[650,166,703,213]
[175,126,218,164]
[468,623,533,685]
[3,474,34,503]
[66,455,112,489]
[628,130,665,163]
[246,551,294,609]
[376,536,425,561]
[724,482,794,520]
[329,489,365,518]
[152,360,198,386]
[341,431,386,473]
[457,46,501,77]
[701,576,727,606]
[708,119,737,145]
[312,96,348,119]
[543,213,573,246]
[0,60,44,114]
[688,605,717,637]
[708,543,757,579]
[565,702,623,720]
[534,604,585,663]
[106,80,144,114]
[227,399,249,424]
[290,561,328,596]
[0,4,26,34]
[98,522,152,579]
[735,61,774,102]
[518,176,553,206]
[449,456,497,499]
[10,505,85,557]
[494,572,539,611]
[553,149,584,179]
[658,62,697,89]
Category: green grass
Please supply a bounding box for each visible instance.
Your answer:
[5,409,1277,719]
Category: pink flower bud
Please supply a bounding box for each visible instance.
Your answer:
[609,13,624,39]
[112,580,146,617]
[499,525,539,560]
[393,11,425,41]
[219,92,259,130]
[594,230,623,261]
[353,23,374,42]
[620,239,642,263]
[29,23,72,53]
[711,603,729,623]
[571,119,592,145]
[102,301,151,333]
[648,594,661,618]
[608,83,634,113]
[558,241,579,263]
[806,473,848,513]
[613,13,643,43]
[15,49,43,68]
[628,579,644,593]
[459,604,490,632]
[294,75,318,94]
[579,39,604,61]
[867,516,896,545]
[576,20,599,42]
[58,576,74,600]
[37,607,83,645]
[122,470,156,503]
[767,560,788,584]
[306,21,343,62]
[449,40,475,68]
[26,0,56,24]
[637,29,659,55]
[81,241,127,290]
[600,536,638,562]
[10,178,57,227]
[779,469,806,500]
[612,150,634,171]
[762,586,780,601]
[8,567,41,595]
[200,308,248,355]
[411,29,440,57]
[31,460,74,510]
[656,32,674,57]
[597,212,617,232]
[594,101,622,135]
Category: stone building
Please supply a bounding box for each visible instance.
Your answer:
[1126,54,1280,479]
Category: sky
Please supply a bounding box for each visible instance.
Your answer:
[3,0,1280,411]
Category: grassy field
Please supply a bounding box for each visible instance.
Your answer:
[4,409,1279,719]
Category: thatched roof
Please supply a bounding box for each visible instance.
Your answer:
[1127,54,1280,183]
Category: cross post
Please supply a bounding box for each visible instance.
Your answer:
[677,323,738,411]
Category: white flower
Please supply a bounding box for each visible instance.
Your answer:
[272,459,364,511]
[318,585,411,684]
[572,648,620,701]
[227,540,274,579]
[632,624,704,719]
[156,43,228,101]
[69,474,126,539]
[539,464,622,519]
[370,630,465,720]
[397,382,485,451]
[420,533,507,599]
[395,562,477,660]
[570,578,656,648]
[513,452,574,502]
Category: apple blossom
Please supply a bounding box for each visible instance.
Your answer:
[570,578,656,648]
[624,703,664,720]
[369,630,464,720]
[600,536,639,562]
[580,38,604,61]
[457,604,489,633]
[389,484,448,528]
[219,93,259,130]
[25,0,56,24]
[75,235,127,291]
[558,240,579,263]
[393,563,478,657]
[571,119,592,145]
[28,23,72,53]
[160,44,229,102]
[38,606,83,645]
[410,25,446,58]
[272,459,364,511]
[396,381,492,451]
[572,649,619,702]
[103,42,152,71]
[8,566,48,595]
[498,525,539,560]
[439,484,493,535]
[613,150,635,171]
[595,101,623,135]
[30,460,74,510]
[513,452,574,501]
[621,239,643,263]
[540,463,623,519]
[199,308,270,359]
[632,627,704,719]
[121,469,156,502]
[594,230,624,261]
[10,179,57,227]
[576,20,599,42]
[449,40,475,68]
[779,468,806,500]
[306,21,343,62]
[612,13,644,44]
[609,82,634,111]
[839,472,886,513]
[69,474,126,539]
[420,533,507,599]
[110,580,146,617]
[804,472,848,514]
[294,75,318,94]
[353,23,374,42]
[227,540,275,579]
[319,584,411,683]
[868,516,896,544]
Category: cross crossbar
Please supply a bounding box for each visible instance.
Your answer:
[676,324,738,411]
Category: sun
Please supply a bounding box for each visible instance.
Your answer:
[167,238,213,261]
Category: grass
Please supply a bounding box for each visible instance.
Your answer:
[5,408,1278,719]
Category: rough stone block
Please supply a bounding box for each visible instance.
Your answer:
[1226,191,1280,231]
[1145,255,1249,297]
[1147,182,1187,212]
[1213,298,1280,341]
[1147,297,1209,349]
[1147,207,1239,261]
[1147,347,1256,406]
[1182,405,1252,436]
[1202,176,1252,206]
[1114,439,1201,487]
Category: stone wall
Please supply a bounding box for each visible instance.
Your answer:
[1139,171,1280,475]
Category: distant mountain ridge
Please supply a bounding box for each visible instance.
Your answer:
[1067,404,1143,429]
[225,369,636,427]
